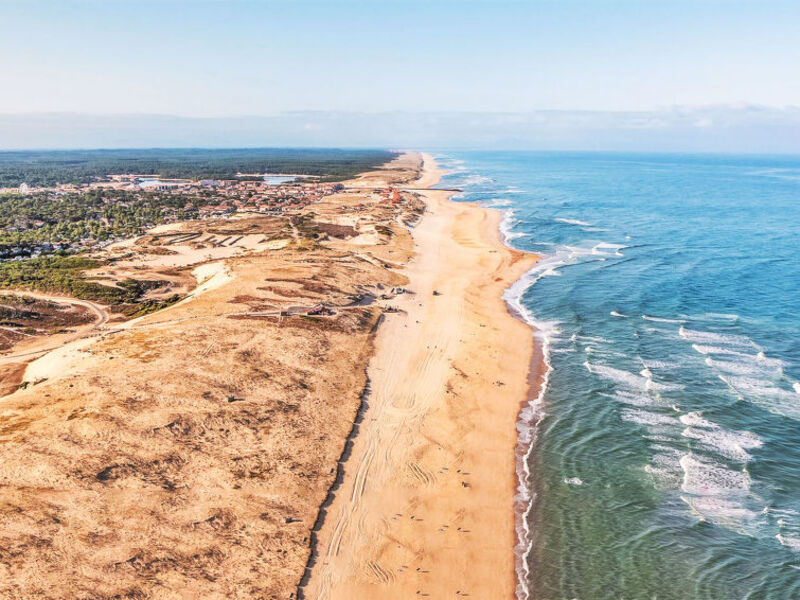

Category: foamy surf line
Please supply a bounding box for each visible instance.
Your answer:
[503,270,552,600]
[496,218,555,600]
[461,186,552,599]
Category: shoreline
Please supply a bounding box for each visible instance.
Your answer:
[419,154,549,600]
[303,152,541,598]
[505,290,550,600]
[453,157,549,600]
[497,214,552,600]
[438,154,550,600]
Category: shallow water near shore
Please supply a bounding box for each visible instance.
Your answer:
[435,152,800,599]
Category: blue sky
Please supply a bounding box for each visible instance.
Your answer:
[1,0,799,150]
[2,0,799,116]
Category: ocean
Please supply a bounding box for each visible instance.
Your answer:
[435,152,800,600]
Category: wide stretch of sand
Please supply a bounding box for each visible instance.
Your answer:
[304,155,539,598]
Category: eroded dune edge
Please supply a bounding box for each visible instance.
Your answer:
[0,152,539,600]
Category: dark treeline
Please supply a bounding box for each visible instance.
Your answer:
[0,148,396,187]
[0,188,209,249]
[0,254,170,307]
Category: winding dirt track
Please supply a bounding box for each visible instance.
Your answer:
[0,290,108,365]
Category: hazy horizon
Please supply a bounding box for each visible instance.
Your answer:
[3,0,799,152]
[2,106,800,154]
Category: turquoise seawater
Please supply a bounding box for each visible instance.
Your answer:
[435,152,800,600]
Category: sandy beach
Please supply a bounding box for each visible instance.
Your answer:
[304,154,539,598]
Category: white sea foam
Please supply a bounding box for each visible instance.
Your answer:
[679,411,716,428]
[681,421,763,462]
[640,359,682,370]
[699,342,800,417]
[592,242,628,257]
[554,217,592,226]
[622,408,679,428]
[680,327,755,348]
[650,445,684,463]
[773,508,800,552]
[682,495,759,523]
[690,460,760,524]
[575,335,610,343]
[706,356,783,378]
[564,477,583,486]
[776,534,800,551]
[610,310,628,318]
[642,314,686,323]
[703,313,741,321]
[499,209,526,243]
[691,344,751,357]
[645,434,676,443]
[756,351,787,369]
[461,174,494,185]
[695,345,799,410]
[680,454,751,496]
[586,361,683,392]
[510,243,611,286]
[721,375,799,402]
[585,362,649,390]
[605,390,664,408]
[645,447,684,488]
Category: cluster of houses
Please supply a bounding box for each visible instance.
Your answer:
[0,241,73,260]
[377,188,403,204]
[191,179,345,218]
[1,176,411,262]
[97,175,346,219]
[338,188,406,214]
[0,176,353,260]
[7,175,349,222]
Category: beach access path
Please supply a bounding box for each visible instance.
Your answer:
[0,290,109,366]
[304,154,539,599]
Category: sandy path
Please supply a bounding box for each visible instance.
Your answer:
[304,156,538,599]
[14,262,234,386]
[0,290,108,366]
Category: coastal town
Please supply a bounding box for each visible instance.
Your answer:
[0,173,406,259]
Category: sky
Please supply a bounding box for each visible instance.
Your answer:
[1,0,799,150]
